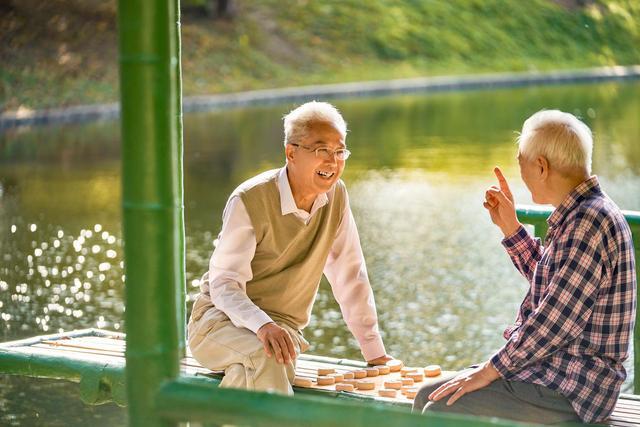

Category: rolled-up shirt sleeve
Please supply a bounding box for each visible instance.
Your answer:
[491,225,603,377]
[323,190,386,361]
[208,195,273,334]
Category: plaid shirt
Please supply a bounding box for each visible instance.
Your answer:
[490,176,636,423]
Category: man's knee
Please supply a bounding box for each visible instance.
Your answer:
[412,384,439,413]
[220,363,247,389]
[421,383,509,417]
[249,346,294,374]
[246,347,295,394]
[423,398,461,415]
[190,322,264,371]
[420,383,500,416]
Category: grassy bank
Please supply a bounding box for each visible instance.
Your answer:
[1,0,639,111]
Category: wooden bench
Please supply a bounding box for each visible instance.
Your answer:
[1,329,638,425]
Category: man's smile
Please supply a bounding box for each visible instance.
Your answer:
[316,170,335,179]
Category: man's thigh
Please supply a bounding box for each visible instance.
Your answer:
[412,370,466,412]
[189,312,265,371]
[423,380,579,424]
[189,310,305,371]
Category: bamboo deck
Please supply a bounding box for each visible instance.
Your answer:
[2,329,640,426]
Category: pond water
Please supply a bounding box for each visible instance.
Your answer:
[1,81,639,425]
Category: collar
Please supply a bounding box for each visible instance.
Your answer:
[547,176,602,229]
[277,167,329,217]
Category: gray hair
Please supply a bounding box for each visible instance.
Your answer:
[518,110,593,175]
[283,101,347,147]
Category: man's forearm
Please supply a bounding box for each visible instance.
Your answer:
[502,226,543,282]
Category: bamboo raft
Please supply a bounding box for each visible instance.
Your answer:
[0,329,448,406]
[2,329,640,426]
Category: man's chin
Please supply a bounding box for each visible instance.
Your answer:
[531,194,544,204]
[313,176,337,190]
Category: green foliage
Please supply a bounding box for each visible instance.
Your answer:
[258,0,640,65]
[2,0,640,110]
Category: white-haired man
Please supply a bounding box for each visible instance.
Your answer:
[188,101,393,395]
[414,110,636,424]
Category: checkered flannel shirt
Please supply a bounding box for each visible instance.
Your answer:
[490,176,636,423]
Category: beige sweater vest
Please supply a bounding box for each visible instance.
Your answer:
[193,169,346,331]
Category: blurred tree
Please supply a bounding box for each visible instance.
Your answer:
[205,0,236,19]
[551,0,595,8]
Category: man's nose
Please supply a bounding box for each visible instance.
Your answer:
[324,152,338,164]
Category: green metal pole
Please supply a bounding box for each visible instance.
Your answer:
[118,0,183,425]
[531,220,548,240]
[173,0,187,359]
[515,206,549,240]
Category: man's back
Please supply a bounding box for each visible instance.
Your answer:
[493,177,636,422]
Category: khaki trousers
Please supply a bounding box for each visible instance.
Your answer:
[188,307,309,395]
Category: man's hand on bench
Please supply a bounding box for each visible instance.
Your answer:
[429,361,501,406]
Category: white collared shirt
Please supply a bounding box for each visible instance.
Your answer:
[206,167,385,360]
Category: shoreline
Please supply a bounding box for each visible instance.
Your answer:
[2,65,639,131]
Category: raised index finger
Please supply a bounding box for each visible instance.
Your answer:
[494,167,513,199]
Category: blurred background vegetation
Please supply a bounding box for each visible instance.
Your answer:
[1,0,639,111]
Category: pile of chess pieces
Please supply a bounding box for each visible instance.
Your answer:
[294,360,442,400]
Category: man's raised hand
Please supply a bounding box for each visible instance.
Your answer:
[494,167,514,203]
[257,322,297,364]
[483,167,521,237]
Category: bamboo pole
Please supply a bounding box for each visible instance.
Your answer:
[117,0,183,425]
[173,0,187,359]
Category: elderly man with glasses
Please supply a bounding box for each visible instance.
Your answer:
[188,101,394,394]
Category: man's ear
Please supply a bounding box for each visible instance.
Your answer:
[285,144,296,162]
[537,156,549,181]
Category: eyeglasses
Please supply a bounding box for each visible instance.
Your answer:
[290,144,351,161]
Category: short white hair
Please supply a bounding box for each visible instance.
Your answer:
[518,110,593,175]
[283,101,347,147]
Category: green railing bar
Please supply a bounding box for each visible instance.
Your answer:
[0,348,126,405]
[155,377,537,427]
[517,205,640,225]
[0,329,118,349]
[516,204,640,394]
[118,0,183,425]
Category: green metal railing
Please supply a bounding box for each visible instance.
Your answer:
[155,376,540,427]
[0,329,127,405]
[515,205,640,394]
